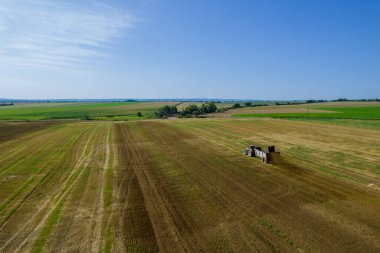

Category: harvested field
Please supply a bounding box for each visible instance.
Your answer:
[0,119,379,252]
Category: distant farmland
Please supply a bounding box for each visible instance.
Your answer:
[0,119,379,252]
[226,102,380,130]
[233,106,380,119]
[0,102,178,121]
[0,101,234,121]
[230,102,380,119]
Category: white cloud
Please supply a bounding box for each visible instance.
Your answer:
[0,0,136,70]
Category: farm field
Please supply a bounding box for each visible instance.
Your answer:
[229,102,380,120]
[0,119,379,252]
[0,102,178,121]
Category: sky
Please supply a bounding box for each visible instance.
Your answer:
[0,0,379,100]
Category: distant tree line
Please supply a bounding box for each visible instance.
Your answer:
[305,99,327,103]
[179,101,218,118]
[331,98,380,102]
[274,100,327,105]
[275,101,305,105]
[154,105,178,118]
[282,98,380,104]
[231,102,268,109]
[0,103,14,106]
[154,101,220,119]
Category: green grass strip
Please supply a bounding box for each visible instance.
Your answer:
[317,167,354,180]
[31,203,63,253]
[104,226,113,253]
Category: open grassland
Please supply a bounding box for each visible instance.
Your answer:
[0,119,379,252]
[0,102,178,121]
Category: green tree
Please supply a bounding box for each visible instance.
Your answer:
[170,105,178,114]
[136,112,142,117]
[200,104,208,114]
[154,105,178,118]
[192,110,201,118]
[162,105,171,114]
[207,101,217,113]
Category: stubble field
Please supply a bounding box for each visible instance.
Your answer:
[0,118,379,252]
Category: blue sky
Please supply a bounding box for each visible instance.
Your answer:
[0,0,379,100]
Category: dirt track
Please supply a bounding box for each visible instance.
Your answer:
[0,120,379,252]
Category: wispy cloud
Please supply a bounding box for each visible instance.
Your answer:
[0,0,136,70]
